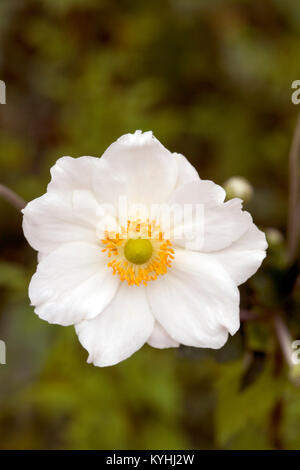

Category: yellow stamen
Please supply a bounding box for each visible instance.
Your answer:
[101,219,174,286]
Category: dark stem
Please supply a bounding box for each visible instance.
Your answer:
[273,313,293,367]
[269,398,284,449]
[287,111,300,262]
[240,309,270,322]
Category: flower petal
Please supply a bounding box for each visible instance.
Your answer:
[48,156,103,194]
[169,180,252,252]
[146,248,240,348]
[173,152,200,189]
[147,322,179,349]
[22,190,99,254]
[97,130,178,204]
[75,283,154,367]
[29,242,119,326]
[48,154,125,211]
[169,178,226,205]
[212,223,268,285]
[199,198,252,251]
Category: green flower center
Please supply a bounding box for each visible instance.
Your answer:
[124,238,153,265]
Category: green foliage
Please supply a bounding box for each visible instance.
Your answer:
[216,359,283,449]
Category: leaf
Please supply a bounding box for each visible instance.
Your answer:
[216,360,283,448]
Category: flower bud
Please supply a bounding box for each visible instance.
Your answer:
[265,228,284,248]
[223,176,253,202]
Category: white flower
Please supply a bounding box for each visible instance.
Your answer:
[22,130,267,367]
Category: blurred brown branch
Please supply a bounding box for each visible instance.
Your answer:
[287,111,300,262]
[0,184,26,211]
[240,309,270,322]
[274,313,293,368]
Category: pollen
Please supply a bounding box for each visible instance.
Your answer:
[101,219,174,286]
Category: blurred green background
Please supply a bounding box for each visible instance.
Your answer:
[0,0,300,450]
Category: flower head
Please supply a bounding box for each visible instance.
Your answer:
[22,131,267,367]
[223,176,253,202]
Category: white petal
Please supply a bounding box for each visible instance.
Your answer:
[200,198,252,251]
[22,191,99,253]
[147,248,240,348]
[169,178,226,205]
[173,153,200,189]
[97,130,178,204]
[48,154,124,211]
[169,179,252,251]
[29,242,119,326]
[48,156,102,194]
[212,223,268,285]
[37,252,45,263]
[23,153,131,254]
[147,322,179,349]
[76,283,154,367]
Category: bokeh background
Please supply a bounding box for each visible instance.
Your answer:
[0,0,300,450]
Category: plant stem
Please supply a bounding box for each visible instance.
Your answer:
[287,111,300,262]
[274,314,293,367]
[240,309,270,322]
[0,184,26,211]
